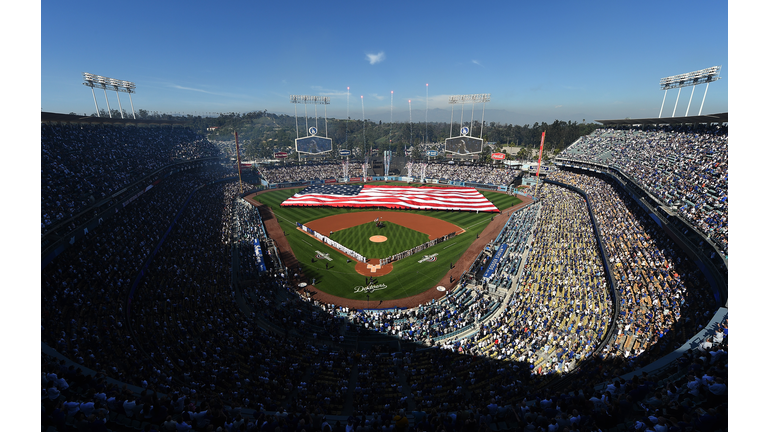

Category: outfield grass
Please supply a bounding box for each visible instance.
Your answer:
[254,183,521,302]
[330,222,429,259]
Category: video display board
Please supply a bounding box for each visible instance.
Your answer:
[295,136,332,154]
[445,136,482,154]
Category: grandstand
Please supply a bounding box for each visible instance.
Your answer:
[41,113,727,432]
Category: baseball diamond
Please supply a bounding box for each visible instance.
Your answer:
[245,186,532,309]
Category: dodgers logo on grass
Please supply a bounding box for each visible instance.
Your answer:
[353,284,388,293]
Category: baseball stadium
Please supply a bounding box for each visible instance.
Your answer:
[40,6,731,431]
[41,106,729,431]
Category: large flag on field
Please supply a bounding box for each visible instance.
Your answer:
[281,184,500,212]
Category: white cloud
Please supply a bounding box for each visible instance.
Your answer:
[171,84,215,94]
[472,60,483,67]
[554,105,563,108]
[366,51,386,65]
[310,86,350,97]
[169,84,243,98]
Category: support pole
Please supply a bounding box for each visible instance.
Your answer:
[103,88,112,118]
[470,102,475,137]
[449,104,454,138]
[408,100,412,150]
[480,101,487,142]
[128,92,136,119]
[672,88,682,117]
[685,85,696,117]
[346,87,349,147]
[389,91,393,145]
[659,89,667,118]
[115,90,125,119]
[425,84,429,144]
[294,103,299,139]
[235,131,244,194]
[91,86,100,117]
[699,82,711,116]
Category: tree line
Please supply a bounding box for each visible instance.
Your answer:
[76,109,600,163]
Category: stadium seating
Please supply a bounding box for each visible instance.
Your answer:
[41,122,727,432]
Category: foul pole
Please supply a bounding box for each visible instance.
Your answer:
[235,131,244,194]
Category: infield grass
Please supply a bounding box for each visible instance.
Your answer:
[331,222,429,259]
[254,183,521,303]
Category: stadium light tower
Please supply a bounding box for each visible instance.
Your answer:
[82,73,137,119]
[448,94,491,138]
[658,66,721,118]
[290,95,331,137]
[290,95,331,162]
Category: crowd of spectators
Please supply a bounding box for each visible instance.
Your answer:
[232,198,276,280]
[332,287,500,345]
[547,170,718,367]
[459,185,613,377]
[41,123,727,431]
[257,161,519,187]
[476,202,540,292]
[41,123,220,233]
[41,165,235,381]
[422,163,519,186]
[557,126,728,254]
[258,163,364,184]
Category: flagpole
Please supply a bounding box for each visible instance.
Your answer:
[362,95,366,182]
[535,131,545,194]
[389,90,393,147]
[345,86,350,147]
[235,131,243,195]
[425,83,429,144]
[408,99,412,155]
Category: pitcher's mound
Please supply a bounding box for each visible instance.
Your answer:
[369,235,388,243]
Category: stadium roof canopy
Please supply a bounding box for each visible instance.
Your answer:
[595,112,727,127]
[41,111,186,126]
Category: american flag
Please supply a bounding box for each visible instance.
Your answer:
[281,185,499,212]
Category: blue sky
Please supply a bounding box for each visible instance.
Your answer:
[40,0,729,124]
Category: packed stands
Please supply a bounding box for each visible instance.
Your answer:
[422,163,519,185]
[41,124,219,234]
[547,171,718,366]
[557,126,728,254]
[461,184,613,379]
[41,122,727,432]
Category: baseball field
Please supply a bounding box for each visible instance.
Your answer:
[250,183,522,304]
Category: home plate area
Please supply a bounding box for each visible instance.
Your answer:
[303,211,462,277]
[356,259,392,276]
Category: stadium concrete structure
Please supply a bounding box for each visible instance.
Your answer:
[41,112,728,432]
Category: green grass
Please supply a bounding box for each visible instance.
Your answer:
[331,222,429,259]
[254,183,521,303]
